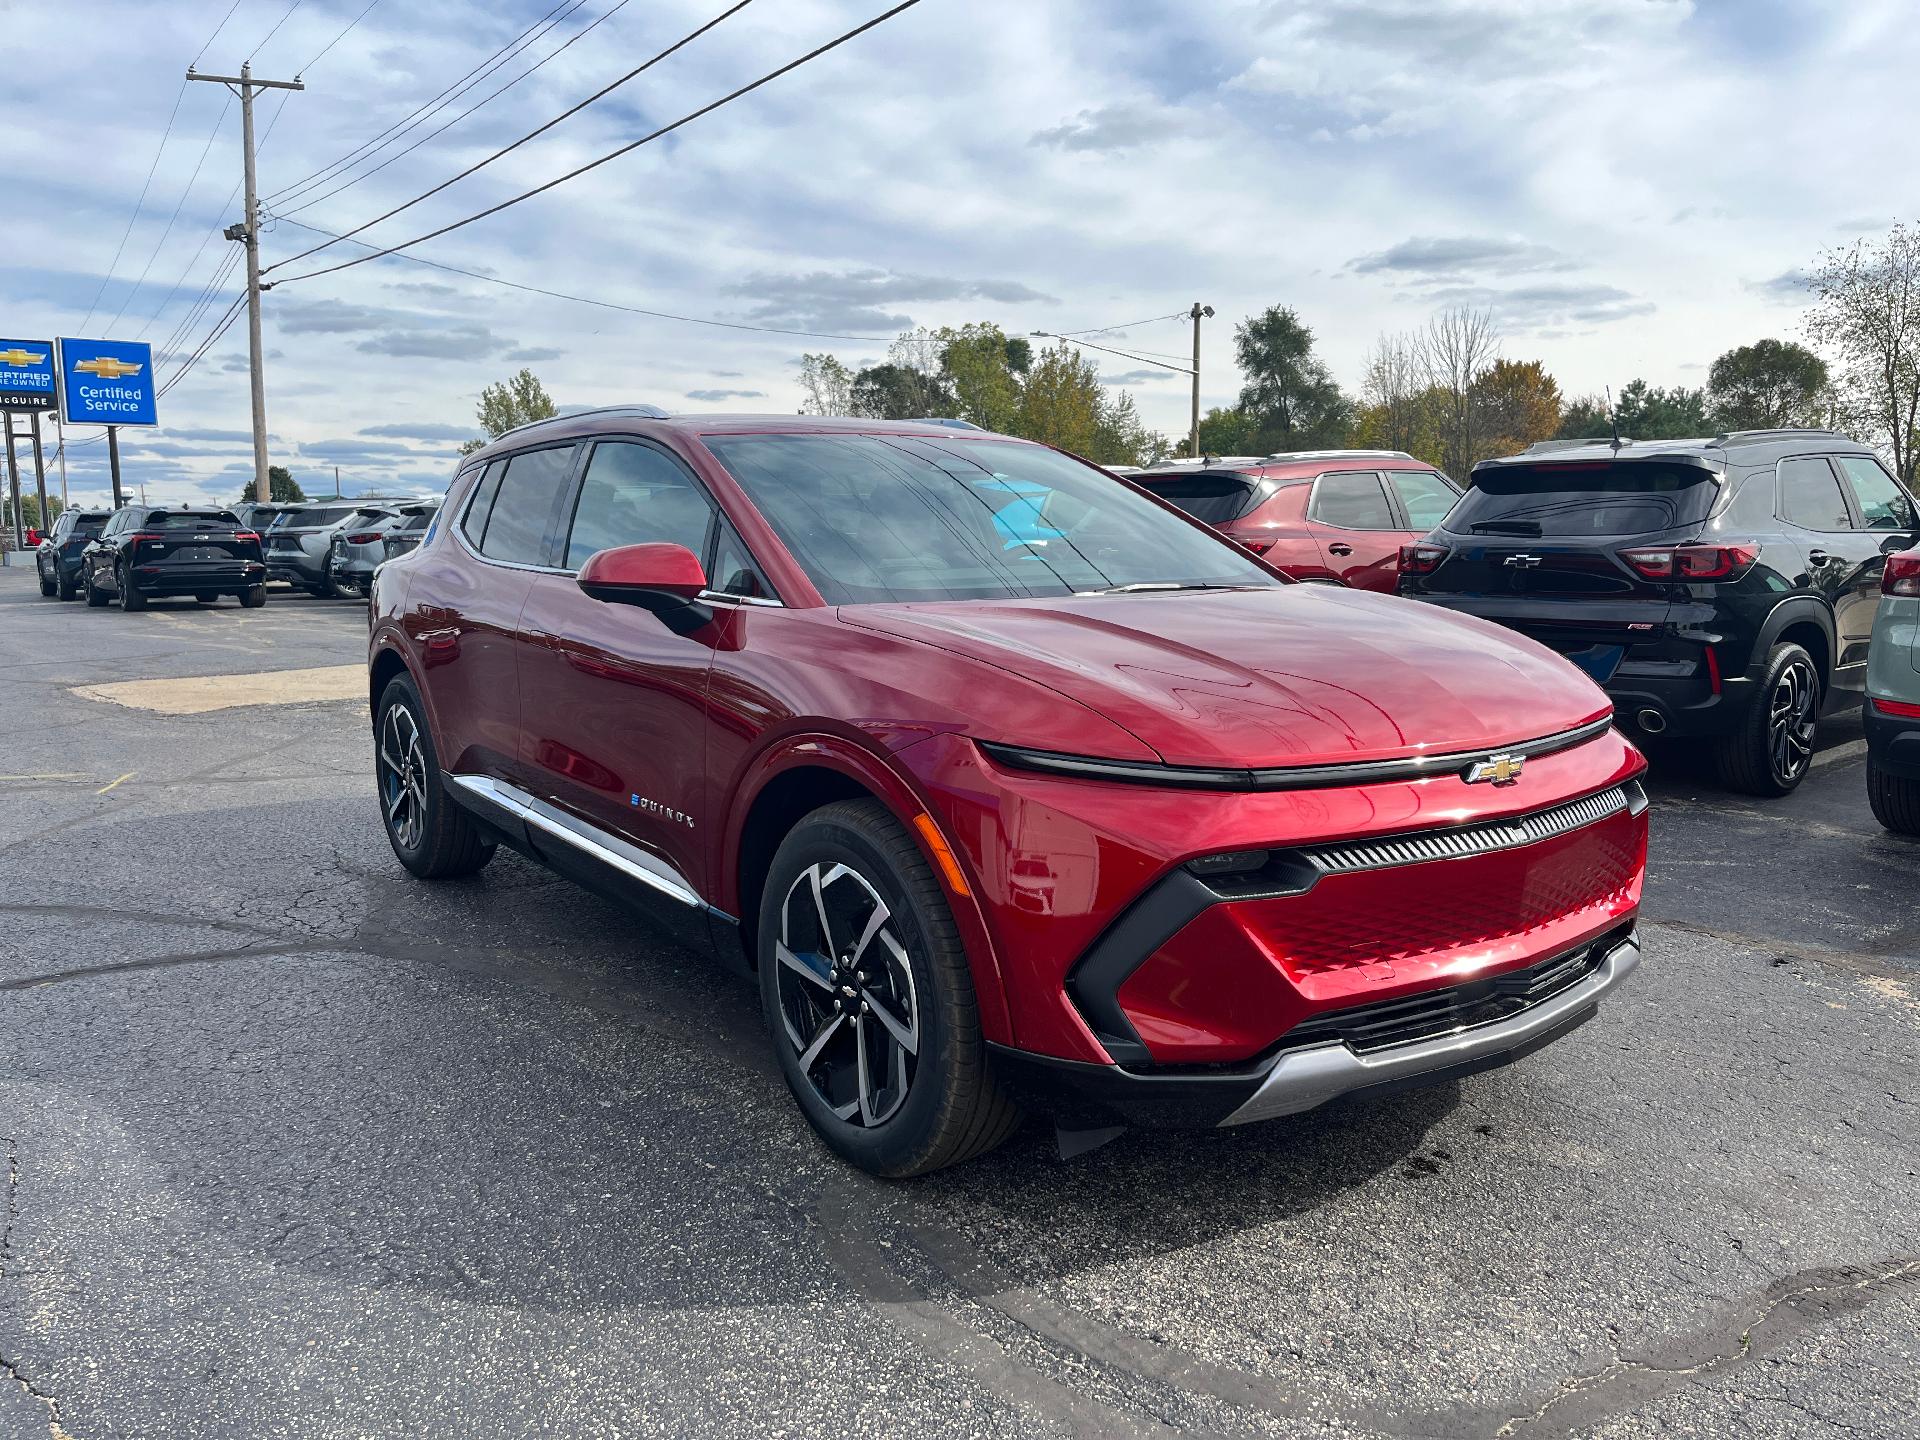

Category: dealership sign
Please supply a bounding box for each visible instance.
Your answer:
[57,337,158,426]
[0,339,58,411]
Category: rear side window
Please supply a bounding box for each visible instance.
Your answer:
[1133,472,1262,525]
[1388,471,1457,531]
[1449,461,1718,536]
[479,446,575,565]
[1835,455,1916,530]
[1779,457,1853,531]
[461,461,506,546]
[1310,472,1396,529]
[563,440,714,570]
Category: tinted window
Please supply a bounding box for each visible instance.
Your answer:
[147,512,239,530]
[564,441,713,570]
[461,461,506,546]
[1835,455,1916,530]
[1388,471,1458,531]
[1311,472,1395,529]
[709,521,770,600]
[1448,461,1718,536]
[1779,457,1853,531]
[704,434,1276,605]
[480,447,574,565]
[1132,472,1263,525]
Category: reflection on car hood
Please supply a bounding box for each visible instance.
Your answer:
[842,586,1611,769]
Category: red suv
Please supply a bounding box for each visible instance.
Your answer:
[368,412,1647,1175]
[1134,451,1459,591]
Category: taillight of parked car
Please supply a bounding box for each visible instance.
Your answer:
[1237,537,1276,555]
[1883,551,1920,597]
[235,531,260,544]
[1618,543,1759,581]
[345,531,385,545]
[1398,543,1448,575]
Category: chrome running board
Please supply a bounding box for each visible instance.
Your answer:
[445,773,703,909]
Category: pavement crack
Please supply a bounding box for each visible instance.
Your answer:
[0,941,325,992]
[0,1141,76,1439]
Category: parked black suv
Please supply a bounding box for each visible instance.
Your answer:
[1399,429,1919,794]
[82,507,268,610]
[36,508,111,601]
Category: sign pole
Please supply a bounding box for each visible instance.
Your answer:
[107,425,124,510]
[29,411,49,530]
[3,419,21,551]
[53,415,67,508]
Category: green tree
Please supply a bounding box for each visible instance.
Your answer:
[1193,405,1262,456]
[798,353,854,416]
[1707,338,1831,431]
[1614,380,1710,439]
[1471,359,1564,454]
[1233,306,1350,451]
[936,323,1025,432]
[462,368,557,455]
[1556,394,1614,440]
[10,495,63,531]
[1015,344,1105,453]
[850,362,956,419]
[1088,390,1153,466]
[234,465,307,505]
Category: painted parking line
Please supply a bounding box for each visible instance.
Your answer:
[71,663,365,715]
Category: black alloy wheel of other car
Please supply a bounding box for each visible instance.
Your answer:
[757,799,1021,1177]
[84,562,108,607]
[374,675,495,879]
[1716,641,1821,796]
[37,559,56,598]
[55,560,77,602]
[117,562,146,612]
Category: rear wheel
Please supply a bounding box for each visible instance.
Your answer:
[1715,641,1818,796]
[375,675,495,879]
[117,562,147,612]
[1867,756,1920,836]
[55,564,77,601]
[37,563,56,598]
[239,586,266,609]
[758,799,1020,1177]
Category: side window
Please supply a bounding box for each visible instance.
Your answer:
[480,446,576,565]
[709,520,771,600]
[460,461,504,547]
[563,440,715,571]
[1779,457,1853,531]
[1388,471,1457,531]
[1835,455,1916,530]
[1310,471,1396,530]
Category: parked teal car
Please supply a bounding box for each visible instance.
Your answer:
[1867,547,1920,834]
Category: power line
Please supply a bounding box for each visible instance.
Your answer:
[274,0,633,219]
[270,0,924,285]
[75,77,191,333]
[300,0,383,72]
[1031,330,1194,376]
[248,0,305,62]
[273,0,758,268]
[105,98,233,335]
[193,0,248,68]
[265,0,581,202]
[1059,311,1186,337]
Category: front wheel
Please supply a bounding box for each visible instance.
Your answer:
[84,566,109,607]
[1868,756,1920,835]
[375,675,495,879]
[1714,642,1819,796]
[37,564,56,598]
[118,563,147,612]
[758,799,1020,1177]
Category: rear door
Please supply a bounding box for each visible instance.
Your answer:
[1303,470,1403,590]
[1826,455,1919,683]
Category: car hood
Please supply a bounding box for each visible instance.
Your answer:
[842,586,1611,769]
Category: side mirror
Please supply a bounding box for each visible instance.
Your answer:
[576,542,711,630]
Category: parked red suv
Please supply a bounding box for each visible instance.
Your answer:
[368,412,1648,1175]
[1134,451,1460,591]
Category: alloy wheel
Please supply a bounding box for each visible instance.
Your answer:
[775,861,920,1127]
[1769,658,1818,786]
[378,703,429,851]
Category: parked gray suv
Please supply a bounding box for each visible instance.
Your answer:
[264,500,408,596]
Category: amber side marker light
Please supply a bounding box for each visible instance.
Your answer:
[911,813,971,898]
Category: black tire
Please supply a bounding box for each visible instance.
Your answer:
[84,567,109,607]
[1714,641,1819,796]
[55,564,77,602]
[1867,756,1920,836]
[314,570,344,599]
[195,593,220,605]
[239,586,266,609]
[375,674,495,879]
[757,799,1020,1177]
[118,563,147,612]
[37,563,56,598]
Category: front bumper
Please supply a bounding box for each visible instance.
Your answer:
[1866,700,1920,780]
[990,927,1640,1129]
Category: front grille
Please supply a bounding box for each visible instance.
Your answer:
[1271,927,1626,1056]
[1301,783,1638,876]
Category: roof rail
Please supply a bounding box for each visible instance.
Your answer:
[492,403,671,442]
[1260,448,1417,463]
[1522,437,1630,454]
[1137,455,1265,471]
[1711,426,1848,446]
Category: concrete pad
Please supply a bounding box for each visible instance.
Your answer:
[71,663,365,715]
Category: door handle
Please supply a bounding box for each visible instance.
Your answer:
[1328,543,1354,556]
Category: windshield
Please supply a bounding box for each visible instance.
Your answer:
[704,434,1280,604]
[271,505,358,529]
[1448,461,1720,537]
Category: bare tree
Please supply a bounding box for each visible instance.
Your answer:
[1419,306,1500,478]
[1804,224,1920,484]
[1359,330,1428,453]
[797,353,854,416]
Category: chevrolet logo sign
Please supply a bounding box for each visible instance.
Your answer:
[1464,752,1525,785]
[0,348,46,367]
[75,356,144,380]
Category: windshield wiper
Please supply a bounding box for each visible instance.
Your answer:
[1470,520,1544,536]
[1076,581,1255,595]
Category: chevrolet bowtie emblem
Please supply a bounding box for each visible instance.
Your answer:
[75,356,143,379]
[0,348,46,367]
[1465,752,1525,785]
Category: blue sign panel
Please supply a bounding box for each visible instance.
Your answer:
[0,338,58,411]
[57,337,158,427]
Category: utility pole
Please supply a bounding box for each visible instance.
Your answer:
[3,420,21,551]
[52,414,68,508]
[189,61,304,508]
[29,411,49,531]
[1188,302,1214,459]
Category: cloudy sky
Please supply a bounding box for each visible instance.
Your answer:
[6,0,1910,507]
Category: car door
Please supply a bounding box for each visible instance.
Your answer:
[1384,468,1460,537]
[1779,455,1882,690]
[1833,454,1920,676]
[1304,470,1403,590]
[515,436,734,899]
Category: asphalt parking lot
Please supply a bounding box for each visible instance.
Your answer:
[0,563,1913,1440]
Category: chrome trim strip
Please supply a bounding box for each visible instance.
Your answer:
[1222,933,1640,1126]
[1299,782,1635,876]
[445,774,703,909]
[697,589,785,608]
[980,715,1616,792]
